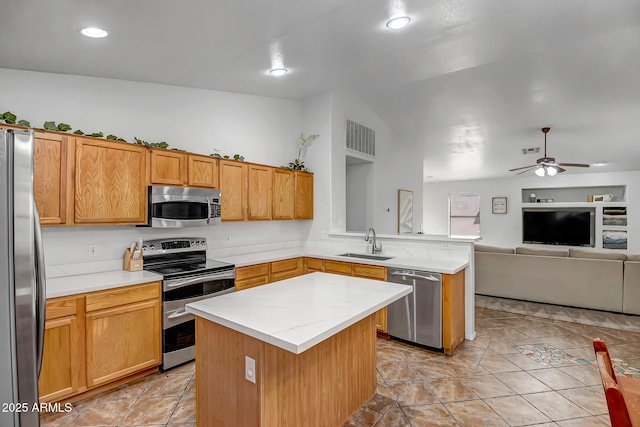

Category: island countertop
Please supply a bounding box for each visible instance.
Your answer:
[185,272,412,354]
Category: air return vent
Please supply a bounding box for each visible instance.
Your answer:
[346,119,375,157]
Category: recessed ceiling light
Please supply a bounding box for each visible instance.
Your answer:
[269,68,288,77]
[386,16,411,30]
[79,27,108,38]
[593,161,608,166]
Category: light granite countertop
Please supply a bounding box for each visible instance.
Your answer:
[185,272,412,354]
[45,270,163,299]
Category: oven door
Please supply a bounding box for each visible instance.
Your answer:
[149,186,221,228]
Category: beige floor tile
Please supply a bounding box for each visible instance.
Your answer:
[441,359,490,377]
[556,416,608,426]
[558,387,609,415]
[557,332,595,347]
[528,367,588,390]
[142,374,192,397]
[484,395,551,426]
[518,325,572,338]
[165,362,195,376]
[342,406,381,427]
[69,397,136,427]
[165,424,196,427]
[168,394,196,424]
[564,347,597,363]
[597,414,613,426]
[444,399,508,427]
[386,380,439,406]
[479,351,522,374]
[118,396,180,426]
[494,371,552,394]
[401,403,459,426]
[377,345,407,363]
[537,336,582,350]
[372,404,411,427]
[411,360,457,379]
[377,362,421,382]
[363,393,395,414]
[40,408,80,427]
[559,365,602,386]
[464,334,491,349]
[425,378,478,403]
[376,382,404,400]
[504,352,548,370]
[522,391,590,421]
[487,338,520,355]
[460,375,516,398]
[487,328,534,342]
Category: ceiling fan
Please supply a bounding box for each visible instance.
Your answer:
[509,127,590,176]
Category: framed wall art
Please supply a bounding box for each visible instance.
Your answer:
[492,197,508,214]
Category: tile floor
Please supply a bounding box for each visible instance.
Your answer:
[41,304,640,427]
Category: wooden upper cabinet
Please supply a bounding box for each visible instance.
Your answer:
[188,155,218,188]
[150,149,186,186]
[272,169,295,220]
[220,160,248,221]
[34,131,69,225]
[294,171,314,219]
[248,164,272,220]
[74,139,148,225]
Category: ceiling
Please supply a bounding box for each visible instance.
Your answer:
[2,0,640,181]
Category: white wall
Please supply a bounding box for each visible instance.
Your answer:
[346,161,373,232]
[329,91,423,235]
[0,68,310,265]
[423,170,640,252]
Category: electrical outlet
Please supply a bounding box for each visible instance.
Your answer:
[225,235,231,244]
[245,356,256,383]
[88,245,97,258]
[320,231,328,240]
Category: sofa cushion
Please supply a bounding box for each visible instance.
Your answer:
[626,253,640,262]
[515,246,568,257]
[569,248,626,261]
[475,244,515,254]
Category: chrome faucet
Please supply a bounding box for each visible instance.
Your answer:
[364,228,382,254]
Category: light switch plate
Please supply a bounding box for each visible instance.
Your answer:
[245,356,256,383]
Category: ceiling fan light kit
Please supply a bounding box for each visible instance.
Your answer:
[509,127,590,176]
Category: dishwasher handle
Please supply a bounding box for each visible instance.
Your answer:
[389,271,440,282]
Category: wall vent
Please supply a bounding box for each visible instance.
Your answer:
[346,119,375,157]
[522,147,540,155]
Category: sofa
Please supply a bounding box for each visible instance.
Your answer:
[475,244,640,314]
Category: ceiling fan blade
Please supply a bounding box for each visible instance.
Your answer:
[509,164,537,172]
[516,166,538,175]
[556,166,566,173]
[558,163,590,168]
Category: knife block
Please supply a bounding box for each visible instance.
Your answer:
[123,248,144,272]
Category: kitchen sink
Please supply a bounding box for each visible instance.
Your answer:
[337,253,394,261]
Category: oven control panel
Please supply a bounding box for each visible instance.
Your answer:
[141,238,207,255]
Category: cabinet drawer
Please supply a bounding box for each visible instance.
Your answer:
[353,264,386,281]
[85,282,161,313]
[236,275,269,291]
[324,260,353,276]
[236,263,270,281]
[270,258,302,274]
[305,258,324,272]
[46,296,78,320]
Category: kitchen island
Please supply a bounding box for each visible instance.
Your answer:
[186,272,412,427]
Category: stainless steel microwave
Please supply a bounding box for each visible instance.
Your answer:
[146,186,221,228]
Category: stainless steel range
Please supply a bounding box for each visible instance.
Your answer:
[141,237,235,371]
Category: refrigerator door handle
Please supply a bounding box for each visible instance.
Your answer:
[33,200,46,377]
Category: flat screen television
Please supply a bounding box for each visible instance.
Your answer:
[522,209,594,247]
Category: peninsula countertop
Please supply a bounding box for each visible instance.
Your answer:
[185,272,412,354]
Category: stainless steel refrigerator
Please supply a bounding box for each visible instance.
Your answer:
[0,129,46,427]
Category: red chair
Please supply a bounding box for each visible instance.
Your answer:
[593,338,640,427]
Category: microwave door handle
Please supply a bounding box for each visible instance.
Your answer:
[207,197,212,225]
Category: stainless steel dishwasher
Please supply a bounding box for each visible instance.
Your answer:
[387,268,442,351]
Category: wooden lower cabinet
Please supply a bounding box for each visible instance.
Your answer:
[38,282,162,403]
[235,263,270,291]
[270,258,303,282]
[353,264,388,333]
[323,260,353,276]
[442,270,465,355]
[39,296,83,403]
